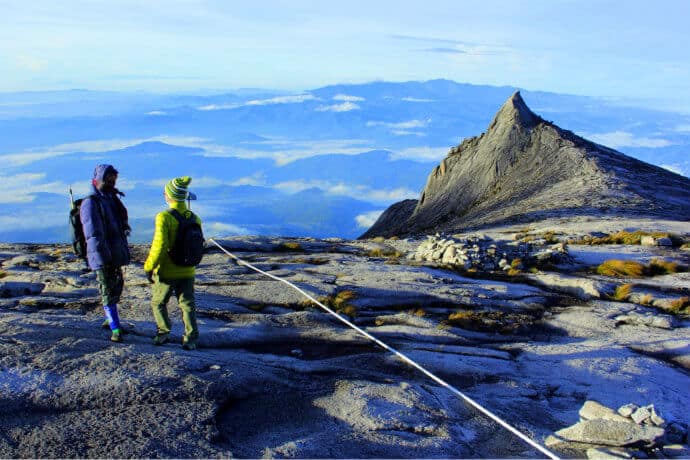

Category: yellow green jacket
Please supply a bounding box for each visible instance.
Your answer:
[144,201,202,279]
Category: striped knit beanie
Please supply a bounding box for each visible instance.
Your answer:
[165,176,196,201]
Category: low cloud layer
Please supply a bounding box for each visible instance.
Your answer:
[355,210,384,229]
[586,131,673,148]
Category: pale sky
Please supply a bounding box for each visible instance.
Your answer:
[2,0,689,111]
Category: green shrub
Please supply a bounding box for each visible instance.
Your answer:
[279,242,304,252]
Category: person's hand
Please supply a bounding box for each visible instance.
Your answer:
[145,271,154,284]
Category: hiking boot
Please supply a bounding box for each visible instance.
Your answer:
[182,340,197,351]
[102,320,130,335]
[152,333,169,346]
[110,329,123,343]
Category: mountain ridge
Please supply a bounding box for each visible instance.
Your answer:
[361,92,690,238]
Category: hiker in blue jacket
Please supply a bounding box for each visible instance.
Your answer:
[80,164,131,342]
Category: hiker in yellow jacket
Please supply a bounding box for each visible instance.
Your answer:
[144,176,203,350]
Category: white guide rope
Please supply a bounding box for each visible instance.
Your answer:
[208,238,559,459]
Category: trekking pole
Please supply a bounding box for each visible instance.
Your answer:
[208,238,560,460]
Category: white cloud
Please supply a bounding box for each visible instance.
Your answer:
[0,135,208,167]
[146,110,167,116]
[391,130,426,137]
[198,138,372,165]
[673,124,690,133]
[315,102,360,112]
[205,222,251,237]
[586,131,673,148]
[660,164,687,176]
[355,210,384,229]
[273,179,417,204]
[401,97,435,103]
[367,119,430,129]
[0,173,67,204]
[198,94,317,111]
[388,146,448,162]
[333,94,365,102]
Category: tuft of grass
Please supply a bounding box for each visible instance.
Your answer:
[315,290,358,317]
[279,242,304,252]
[507,268,522,276]
[576,230,679,246]
[0,270,7,279]
[668,296,690,314]
[371,236,386,243]
[510,258,523,269]
[543,231,559,244]
[367,248,403,258]
[612,283,634,301]
[293,257,329,265]
[681,243,690,250]
[647,258,682,276]
[447,311,482,327]
[639,294,655,306]
[596,260,645,278]
[409,308,426,317]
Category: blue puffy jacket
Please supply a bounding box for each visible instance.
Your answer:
[80,165,131,270]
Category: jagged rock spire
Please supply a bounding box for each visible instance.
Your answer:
[487,91,540,133]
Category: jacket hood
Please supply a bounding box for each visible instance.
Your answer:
[93,164,118,183]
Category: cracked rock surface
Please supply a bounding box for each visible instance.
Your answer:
[0,220,689,458]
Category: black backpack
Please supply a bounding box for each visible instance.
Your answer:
[69,194,99,260]
[167,209,204,266]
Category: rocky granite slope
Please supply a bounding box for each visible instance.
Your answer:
[361,92,690,238]
[1,217,689,458]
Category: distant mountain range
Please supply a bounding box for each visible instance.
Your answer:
[0,79,688,242]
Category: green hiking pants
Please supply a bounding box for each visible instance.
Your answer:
[96,265,124,306]
[151,276,198,343]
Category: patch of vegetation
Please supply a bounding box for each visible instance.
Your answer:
[278,242,304,252]
[0,271,7,279]
[409,308,426,317]
[639,294,655,306]
[668,296,690,314]
[307,290,358,318]
[445,310,535,334]
[647,258,683,276]
[597,259,686,278]
[293,257,329,265]
[597,260,646,278]
[570,230,682,246]
[507,268,522,276]
[371,236,386,243]
[612,283,634,301]
[367,247,403,258]
[681,243,690,250]
[542,231,559,244]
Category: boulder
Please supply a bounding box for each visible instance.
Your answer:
[585,447,648,459]
[580,401,629,423]
[548,419,664,447]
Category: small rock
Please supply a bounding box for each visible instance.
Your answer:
[649,407,665,426]
[662,444,690,458]
[618,404,638,418]
[586,447,646,459]
[550,419,664,447]
[631,406,652,424]
[580,400,629,423]
[640,236,657,246]
[210,365,221,370]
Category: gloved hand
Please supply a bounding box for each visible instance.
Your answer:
[145,271,154,284]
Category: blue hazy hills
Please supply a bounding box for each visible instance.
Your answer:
[1,79,688,242]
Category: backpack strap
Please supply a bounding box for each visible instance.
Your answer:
[167,208,193,222]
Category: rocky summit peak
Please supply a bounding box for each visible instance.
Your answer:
[488,91,540,133]
[361,92,690,238]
